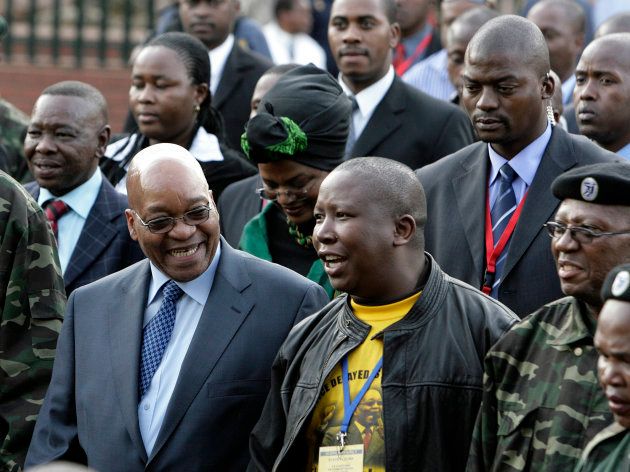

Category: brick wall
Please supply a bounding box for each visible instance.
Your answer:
[0,63,132,133]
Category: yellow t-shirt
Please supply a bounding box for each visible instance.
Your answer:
[304,292,421,472]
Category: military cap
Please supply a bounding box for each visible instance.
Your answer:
[601,263,630,302]
[551,161,630,205]
[241,63,351,172]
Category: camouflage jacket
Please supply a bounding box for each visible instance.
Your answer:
[575,423,630,472]
[467,296,612,472]
[0,99,30,183]
[0,171,66,471]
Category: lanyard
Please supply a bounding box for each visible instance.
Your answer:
[393,31,433,76]
[482,190,528,295]
[337,355,383,450]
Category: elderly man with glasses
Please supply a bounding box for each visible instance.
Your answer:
[468,161,630,472]
[26,143,328,471]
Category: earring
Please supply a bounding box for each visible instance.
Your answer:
[194,104,201,113]
[546,103,555,124]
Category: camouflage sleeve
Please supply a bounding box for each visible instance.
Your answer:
[467,353,499,472]
[0,175,66,471]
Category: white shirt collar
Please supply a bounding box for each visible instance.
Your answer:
[38,167,102,219]
[148,242,222,307]
[209,34,235,95]
[488,122,553,187]
[617,142,630,159]
[339,66,395,119]
[188,127,225,162]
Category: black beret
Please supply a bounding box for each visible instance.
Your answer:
[241,63,351,171]
[551,161,630,205]
[601,264,630,303]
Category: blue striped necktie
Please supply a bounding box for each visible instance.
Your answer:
[139,280,184,399]
[490,163,517,298]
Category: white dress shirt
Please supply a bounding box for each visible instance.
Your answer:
[138,243,222,456]
[339,66,395,139]
[262,21,326,69]
[209,34,235,95]
[402,49,456,102]
[488,122,553,209]
[38,168,102,274]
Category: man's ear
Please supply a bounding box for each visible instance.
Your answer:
[542,72,554,100]
[393,214,416,246]
[125,209,139,241]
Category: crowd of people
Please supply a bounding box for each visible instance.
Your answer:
[1,0,630,470]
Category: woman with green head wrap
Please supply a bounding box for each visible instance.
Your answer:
[239,64,351,298]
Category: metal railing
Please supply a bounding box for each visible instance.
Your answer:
[1,0,158,68]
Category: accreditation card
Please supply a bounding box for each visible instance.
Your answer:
[318,444,364,472]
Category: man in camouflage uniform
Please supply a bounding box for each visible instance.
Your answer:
[0,171,66,470]
[575,263,630,472]
[468,161,630,471]
[0,99,30,183]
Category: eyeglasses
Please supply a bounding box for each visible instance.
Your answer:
[256,179,315,202]
[133,205,212,234]
[544,221,630,244]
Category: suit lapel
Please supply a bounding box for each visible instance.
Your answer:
[351,78,404,157]
[503,127,577,278]
[149,241,254,460]
[64,181,120,287]
[214,45,242,110]
[109,260,151,462]
[451,145,488,279]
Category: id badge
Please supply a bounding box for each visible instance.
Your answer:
[318,444,364,472]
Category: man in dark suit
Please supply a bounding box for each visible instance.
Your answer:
[23,81,144,295]
[179,0,272,151]
[416,15,617,317]
[329,0,474,169]
[26,143,329,471]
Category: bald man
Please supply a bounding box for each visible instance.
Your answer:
[26,144,328,471]
[596,12,630,37]
[527,0,586,105]
[416,15,616,317]
[574,33,630,159]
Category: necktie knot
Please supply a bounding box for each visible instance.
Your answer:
[499,163,516,184]
[162,280,183,303]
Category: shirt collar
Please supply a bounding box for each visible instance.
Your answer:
[548,297,596,346]
[147,242,222,307]
[339,66,395,118]
[38,168,102,219]
[188,127,225,162]
[488,121,552,187]
[616,142,630,159]
[209,34,234,94]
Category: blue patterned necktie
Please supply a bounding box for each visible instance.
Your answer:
[490,163,517,298]
[139,280,184,399]
[344,96,359,158]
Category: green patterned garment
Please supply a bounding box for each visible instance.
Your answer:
[0,171,66,471]
[467,296,613,472]
[575,423,630,472]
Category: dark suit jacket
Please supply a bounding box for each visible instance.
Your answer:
[215,44,273,151]
[348,76,475,169]
[416,126,618,317]
[218,174,262,247]
[25,178,144,295]
[26,240,329,471]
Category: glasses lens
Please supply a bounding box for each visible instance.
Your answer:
[148,217,174,233]
[184,207,210,224]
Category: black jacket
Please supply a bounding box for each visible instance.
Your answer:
[248,255,518,472]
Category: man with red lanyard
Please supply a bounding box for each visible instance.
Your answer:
[392,0,441,75]
[248,157,517,472]
[328,0,474,168]
[416,15,616,317]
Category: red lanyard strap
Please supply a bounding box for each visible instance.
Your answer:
[393,31,433,76]
[482,191,528,295]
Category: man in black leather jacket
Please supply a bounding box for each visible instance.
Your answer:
[248,157,518,472]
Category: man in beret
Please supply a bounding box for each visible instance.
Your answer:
[576,264,630,471]
[417,15,616,317]
[238,64,351,297]
[249,157,517,471]
[468,161,630,471]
